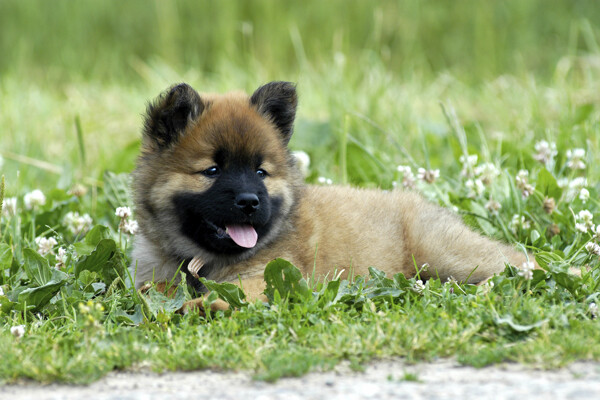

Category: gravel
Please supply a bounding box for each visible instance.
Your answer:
[2,359,600,400]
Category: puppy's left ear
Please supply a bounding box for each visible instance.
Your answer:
[250,81,297,144]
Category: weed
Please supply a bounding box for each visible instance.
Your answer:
[1,1,599,384]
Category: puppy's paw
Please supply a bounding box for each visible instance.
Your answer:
[180,297,230,315]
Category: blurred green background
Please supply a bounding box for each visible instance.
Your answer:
[2,0,599,83]
[0,0,599,190]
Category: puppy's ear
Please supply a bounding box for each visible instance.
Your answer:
[143,83,204,150]
[250,81,297,144]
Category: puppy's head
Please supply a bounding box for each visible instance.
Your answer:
[134,82,301,261]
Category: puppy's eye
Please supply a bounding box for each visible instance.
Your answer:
[256,168,268,179]
[201,166,220,177]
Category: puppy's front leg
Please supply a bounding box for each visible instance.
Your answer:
[181,276,267,314]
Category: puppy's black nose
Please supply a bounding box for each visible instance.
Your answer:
[235,193,260,215]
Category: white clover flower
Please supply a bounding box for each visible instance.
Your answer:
[515,169,535,198]
[509,214,531,234]
[590,303,598,319]
[576,223,590,233]
[2,197,17,217]
[516,169,529,182]
[334,51,346,67]
[518,261,535,280]
[557,178,569,188]
[116,206,139,235]
[67,184,88,198]
[80,214,93,233]
[521,185,535,198]
[11,325,25,339]
[292,150,311,176]
[575,210,594,234]
[64,211,93,235]
[78,302,91,314]
[115,206,132,219]
[474,162,500,185]
[579,188,590,203]
[57,247,67,260]
[317,176,333,185]
[485,198,502,214]
[585,242,600,256]
[396,165,416,189]
[34,236,58,256]
[413,279,425,294]
[23,189,46,210]
[465,179,485,198]
[533,140,557,165]
[565,177,589,201]
[480,279,495,295]
[55,247,68,269]
[459,154,478,177]
[570,177,588,190]
[593,225,600,241]
[417,168,440,184]
[566,148,586,170]
[122,219,139,235]
[445,276,458,285]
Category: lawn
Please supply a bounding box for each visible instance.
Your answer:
[0,1,599,384]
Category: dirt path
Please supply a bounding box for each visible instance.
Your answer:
[2,359,600,400]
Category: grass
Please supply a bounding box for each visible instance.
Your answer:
[1,0,600,385]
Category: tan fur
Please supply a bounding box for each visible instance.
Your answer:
[131,83,532,313]
[192,187,529,300]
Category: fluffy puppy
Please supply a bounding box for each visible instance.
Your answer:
[130,82,531,308]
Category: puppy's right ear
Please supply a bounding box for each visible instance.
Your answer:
[142,83,204,150]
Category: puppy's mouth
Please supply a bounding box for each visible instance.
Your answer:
[206,220,258,248]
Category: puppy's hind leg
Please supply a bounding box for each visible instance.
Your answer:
[401,194,530,284]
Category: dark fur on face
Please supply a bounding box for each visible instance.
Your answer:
[171,157,284,255]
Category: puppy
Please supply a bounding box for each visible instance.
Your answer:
[130,82,531,309]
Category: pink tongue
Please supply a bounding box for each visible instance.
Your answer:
[226,224,258,248]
